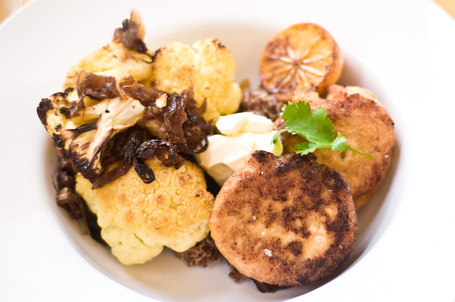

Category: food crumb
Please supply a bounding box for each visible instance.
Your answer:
[175,236,221,267]
[229,265,245,283]
[264,248,272,257]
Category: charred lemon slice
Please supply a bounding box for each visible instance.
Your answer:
[259,23,343,100]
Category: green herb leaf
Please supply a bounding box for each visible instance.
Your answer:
[274,101,373,158]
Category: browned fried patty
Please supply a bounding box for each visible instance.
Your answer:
[210,151,357,287]
[281,85,396,210]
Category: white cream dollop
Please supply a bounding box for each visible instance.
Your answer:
[195,112,282,186]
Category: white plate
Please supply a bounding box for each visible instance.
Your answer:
[1,0,454,301]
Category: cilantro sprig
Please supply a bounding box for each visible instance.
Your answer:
[272,101,373,158]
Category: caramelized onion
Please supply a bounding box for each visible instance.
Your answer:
[77,71,119,101]
[118,76,163,106]
[55,71,212,189]
[54,152,105,242]
[113,14,147,54]
[92,127,153,188]
[56,187,84,219]
[54,154,87,233]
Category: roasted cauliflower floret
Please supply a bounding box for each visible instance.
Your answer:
[38,71,211,188]
[151,39,242,123]
[64,10,153,89]
[76,158,215,265]
[38,73,155,184]
[64,41,152,89]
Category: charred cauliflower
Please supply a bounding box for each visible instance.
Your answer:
[64,9,153,89]
[38,11,239,189]
[38,72,211,188]
[151,39,242,123]
[76,158,215,265]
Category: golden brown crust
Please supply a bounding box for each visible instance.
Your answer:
[281,85,396,210]
[76,158,215,264]
[210,151,357,286]
[150,39,242,123]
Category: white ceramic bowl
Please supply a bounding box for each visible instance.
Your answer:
[1,0,454,301]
